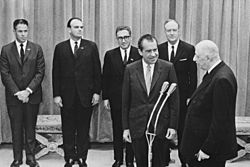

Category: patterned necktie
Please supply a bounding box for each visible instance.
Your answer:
[74,41,78,57]
[123,49,128,65]
[145,64,152,95]
[20,43,25,64]
[170,45,175,62]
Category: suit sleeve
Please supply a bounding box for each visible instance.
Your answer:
[122,67,131,130]
[0,46,20,95]
[102,51,111,100]
[168,64,180,130]
[27,45,45,92]
[92,43,101,95]
[52,45,61,97]
[188,46,197,97]
[201,78,235,155]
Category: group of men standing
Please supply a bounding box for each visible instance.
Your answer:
[0,17,238,167]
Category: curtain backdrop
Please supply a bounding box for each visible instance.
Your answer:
[0,0,250,143]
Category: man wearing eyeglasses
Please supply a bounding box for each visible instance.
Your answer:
[102,26,141,167]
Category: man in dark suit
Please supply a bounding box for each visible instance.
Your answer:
[158,19,197,167]
[122,34,179,167]
[180,40,238,167]
[52,17,101,167]
[0,19,45,167]
[102,26,141,167]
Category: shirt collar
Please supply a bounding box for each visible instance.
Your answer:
[208,60,222,73]
[142,59,155,71]
[168,40,179,49]
[70,38,81,47]
[120,45,131,55]
[15,40,27,49]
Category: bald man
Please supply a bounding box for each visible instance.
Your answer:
[180,40,238,167]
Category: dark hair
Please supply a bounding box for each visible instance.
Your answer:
[138,34,158,51]
[164,19,180,29]
[13,19,29,30]
[67,17,82,28]
[115,26,132,36]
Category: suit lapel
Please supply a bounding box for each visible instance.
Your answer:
[150,61,160,94]
[23,41,32,63]
[189,62,225,102]
[173,40,184,63]
[136,60,147,94]
[165,42,170,61]
[10,42,22,66]
[128,46,138,63]
[113,48,124,75]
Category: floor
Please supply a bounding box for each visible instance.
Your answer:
[0,143,249,167]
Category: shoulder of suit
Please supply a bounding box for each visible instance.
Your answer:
[158,59,172,66]
[179,40,194,49]
[126,59,141,69]
[81,38,97,47]
[158,41,167,48]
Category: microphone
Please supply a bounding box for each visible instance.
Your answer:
[146,81,169,131]
[160,81,169,94]
[166,83,177,96]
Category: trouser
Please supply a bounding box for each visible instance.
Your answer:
[8,103,39,161]
[61,94,92,161]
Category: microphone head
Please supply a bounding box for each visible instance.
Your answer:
[160,81,169,93]
[167,83,177,95]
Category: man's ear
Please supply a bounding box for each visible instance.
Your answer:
[138,48,143,56]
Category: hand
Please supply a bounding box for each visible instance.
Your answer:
[103,100,110,110]
[123,129,132,143]
[196,150,210,161]
[92,93,100,106]
[186,98,190,105]
[54,96,63,107]
[165,128,176,139]
[14,90,30,103]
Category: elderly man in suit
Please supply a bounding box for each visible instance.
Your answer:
[180,40,238,167]
[52,17,101,167]
[158,19,197,167]
[0,19,45,167]
[102,26,141,167]
[122,34,179,167]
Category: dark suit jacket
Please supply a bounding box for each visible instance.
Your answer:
[158,40,197,98]
[52,39,101,108]
[102,46,141,110]
[122,59,179,139]
[180,61,238,161]
[0,41,45,105]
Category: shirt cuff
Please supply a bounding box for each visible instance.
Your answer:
[26,87,33,94]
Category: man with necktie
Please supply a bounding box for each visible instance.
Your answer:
[122,34,179,167]
[102,26,141,167]
[0,19,45,167]
[180,40,238,167]
[158,19,197,167]
[52,17,101,167]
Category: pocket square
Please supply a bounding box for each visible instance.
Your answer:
[179,58,187,61]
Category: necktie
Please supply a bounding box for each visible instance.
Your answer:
[123,49,128,65]
[20,43,25,64]
[170,45,175,62]
[202,72,209,81]
[74,41,78,57]
[145,64,152,95]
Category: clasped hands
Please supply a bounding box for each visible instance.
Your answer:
[14,89,30,103]
[54,93,100,108]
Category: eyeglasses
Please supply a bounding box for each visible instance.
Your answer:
[117,36,130,41]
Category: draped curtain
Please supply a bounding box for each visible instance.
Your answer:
[0,0,250,143]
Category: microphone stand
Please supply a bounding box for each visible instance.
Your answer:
[145,83,177,167]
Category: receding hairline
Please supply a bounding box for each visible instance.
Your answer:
[196,40,219,58]
[164,19,180,29]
